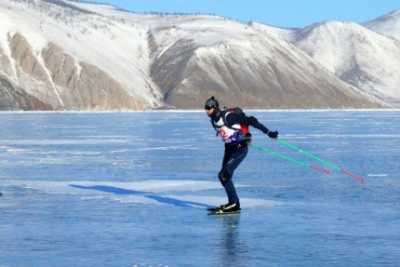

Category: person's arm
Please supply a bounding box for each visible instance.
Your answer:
[225,112,268,132]
[245,116,270,134]
[226,112,278,139]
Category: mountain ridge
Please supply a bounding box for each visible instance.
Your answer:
[0,0,396,110]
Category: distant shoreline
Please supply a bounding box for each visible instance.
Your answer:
[0,108,399,114]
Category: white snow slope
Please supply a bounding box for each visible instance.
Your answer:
[0,0,163,108]
[365,10,400,40]
[69,1,384,108]
[292,21,400,102]
[1,0,399,108]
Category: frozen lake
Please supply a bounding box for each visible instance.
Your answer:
[0,111,399,266]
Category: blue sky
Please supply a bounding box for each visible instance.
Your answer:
[94,0,399,28]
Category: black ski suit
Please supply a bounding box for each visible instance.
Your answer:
[211,109,271,206]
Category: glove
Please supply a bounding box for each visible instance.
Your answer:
[267,130,279,139]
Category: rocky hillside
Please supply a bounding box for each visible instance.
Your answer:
[0,0,392,110]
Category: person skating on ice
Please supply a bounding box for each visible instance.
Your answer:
[205,96,279,213]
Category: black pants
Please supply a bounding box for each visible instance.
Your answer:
[218,143,248,206]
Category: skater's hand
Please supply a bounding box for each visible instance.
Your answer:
[267,130,279,139]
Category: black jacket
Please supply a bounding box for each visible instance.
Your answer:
[223,110,270,134]
[211,108,270,146]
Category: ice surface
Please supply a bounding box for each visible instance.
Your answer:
[1,111,400,266]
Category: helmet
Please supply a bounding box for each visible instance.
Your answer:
[204,96,219,110]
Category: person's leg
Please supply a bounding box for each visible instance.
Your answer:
[222,178,240,205]
[215,145,234,209]
[219,145,248,207]
[221,144,233,168]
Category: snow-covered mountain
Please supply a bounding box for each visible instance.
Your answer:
[365,10,400,40]
[0,0,389,110]
[144,16,377,108]
[0,0,161,110]
[290,21,400,103]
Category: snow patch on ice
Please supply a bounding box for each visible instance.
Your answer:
[3,180,220,194]
[2,179,280,209]
[135,145,198,151]
[0,139,128,146]
[367,174,388,177]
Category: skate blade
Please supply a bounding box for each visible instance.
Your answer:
[208,210,241,216]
